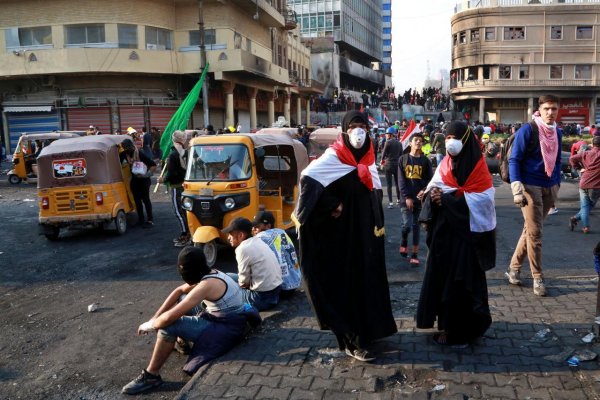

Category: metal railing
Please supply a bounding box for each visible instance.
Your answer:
[455,0,600,13]
[450,78,600,88]
[296,79,326,92]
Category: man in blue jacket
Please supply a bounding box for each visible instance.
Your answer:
[506,94,562,296]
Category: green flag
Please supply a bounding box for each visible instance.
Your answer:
[159,63,209,159]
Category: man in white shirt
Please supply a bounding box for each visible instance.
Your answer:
[223,217,283,311]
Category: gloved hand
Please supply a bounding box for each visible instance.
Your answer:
[511,181,528,207]
[137,319,156,335]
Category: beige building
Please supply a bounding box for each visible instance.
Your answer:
[0,0,321,152]
[451,0,600,126]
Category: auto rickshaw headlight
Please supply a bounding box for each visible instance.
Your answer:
[224,197,236,209]
[182,197,194,211]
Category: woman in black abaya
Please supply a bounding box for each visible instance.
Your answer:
[416,121,495,346]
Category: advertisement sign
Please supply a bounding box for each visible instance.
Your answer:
[52,158,87,178]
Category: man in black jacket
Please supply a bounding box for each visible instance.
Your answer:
[159,130,191,247]
[380,127,403,208]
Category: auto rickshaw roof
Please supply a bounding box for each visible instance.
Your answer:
[255,127,298,138]
[38,135,131,157]
[17,131,83,141]
[309,128,341,145]
[190,133,309,176]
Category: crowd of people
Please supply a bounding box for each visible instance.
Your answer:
[311,85,451,113]
[116,95,600,394]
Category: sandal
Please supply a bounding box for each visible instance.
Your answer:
[409,257,420,266]
[432,332,468,348]
[399,245,408,258]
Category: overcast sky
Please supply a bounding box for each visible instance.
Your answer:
[391,1,456,91]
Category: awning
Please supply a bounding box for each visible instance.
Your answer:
[3,106,53,112]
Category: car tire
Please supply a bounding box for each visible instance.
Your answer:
[114,210,127,235]
[44,226,60,241]
[8,174,21,184]
[195,240,218,267]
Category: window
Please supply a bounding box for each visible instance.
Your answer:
[575,65,592,79]
[118,24,137,49]
[550,26,562,40]
[383,39,391,46]
[459,31,467,44]
[576,26,593,40]
[145,26,172,50]
[485,27,496,41]
[5,26,52,48]
[499,65,511,79]
[382,16,391,23]
[65,24,105,45]
[383,51,391,58]
[383,27,391,35]
[471,29,480,42]
[483,66,490,80]
[190,29,216,46]
[383,3,391,10]
[550,65,563,79]
[453,34,458,46]
[519,66,529,79]
[504,27,525,40]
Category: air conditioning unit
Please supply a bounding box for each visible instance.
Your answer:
[146,43,158,50]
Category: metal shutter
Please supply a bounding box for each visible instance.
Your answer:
[119,106,146,133]
[67,108,111,134]
[148,106,178,131]
[6,111,61,152]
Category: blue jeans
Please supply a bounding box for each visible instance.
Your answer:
[575,188,600,228]
[226,273,281,311]
[401,206,422,247]
[158,315,211,343]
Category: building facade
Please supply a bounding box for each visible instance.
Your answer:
[451,0,600,125]
[381,0,392,76]
[0,0,320,152]
[288,0,387,100]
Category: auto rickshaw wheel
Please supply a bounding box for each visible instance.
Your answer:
[8,174,21,184]
[195,240,218,267]
[115,210,127,235]
[44,226,60,241]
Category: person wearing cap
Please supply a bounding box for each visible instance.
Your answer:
[293,110,396,362]
[251,211,301,296]
[122,246,250,395]
[481,133,498,159]
[569,136,600,234]
[380,126,403,208]
[159,130,192,246]
[86,125,95,136]
[223,217,282,311]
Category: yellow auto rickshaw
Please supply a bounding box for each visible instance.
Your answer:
[37,135,136,240]
[181,133,309,266]
[8,132,83,184]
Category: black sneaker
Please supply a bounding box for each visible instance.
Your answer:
[122,369,163,395]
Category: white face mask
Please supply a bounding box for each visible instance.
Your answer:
[446,138,463,156]
[348,128,367,149]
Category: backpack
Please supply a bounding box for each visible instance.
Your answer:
[499,122,538,184]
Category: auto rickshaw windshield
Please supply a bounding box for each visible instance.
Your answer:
[186,144,252,181]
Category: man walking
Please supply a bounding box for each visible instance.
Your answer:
[569,136,600,233]
[506,94,563,296]
[380,127,403,208]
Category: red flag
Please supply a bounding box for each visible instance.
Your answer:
[400,119,420,148]
[360,104,364,113]
[383,109,391,125]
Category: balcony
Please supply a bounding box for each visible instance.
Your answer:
[455,0,600,13]
[295,79,325,95]
[450,78,600,93]
[283,7,298,30]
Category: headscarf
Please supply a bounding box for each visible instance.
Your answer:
[532,110,559,177]
[445,121,481,186]
[331,110,375,189]
[172,130,190,169]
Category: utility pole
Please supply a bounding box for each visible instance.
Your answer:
[199,0,210,127]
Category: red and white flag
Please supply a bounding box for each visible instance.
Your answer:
[368,114,376,126]
[383,109,391,125]
[399,119,421,149]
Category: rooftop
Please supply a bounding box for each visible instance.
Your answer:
[455,0,600,13]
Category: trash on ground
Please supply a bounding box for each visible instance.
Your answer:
[87,303,99,312]
[544,347,575,363]
[431,384,446,392]
[573,349,597,362]
[567,356,580,367]
[582,333,595,343]
[531,328,552,342]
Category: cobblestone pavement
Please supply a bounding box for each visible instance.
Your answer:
[176,276,600,400]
